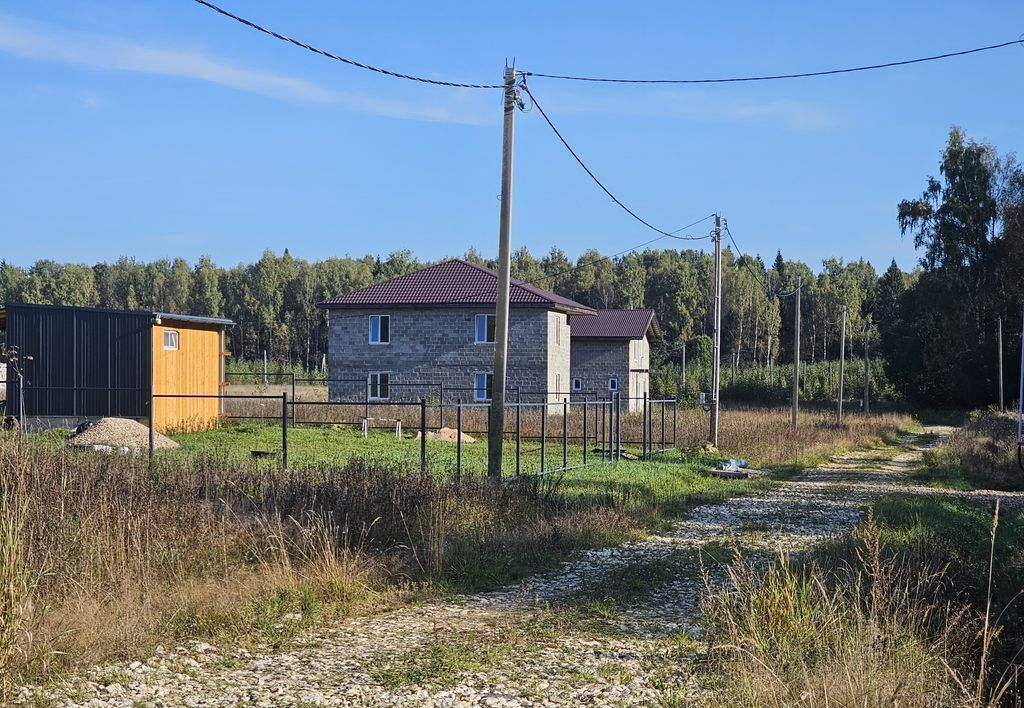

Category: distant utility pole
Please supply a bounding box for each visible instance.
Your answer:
[488,65,517,481]
[863,319,870,414]
[837,305,847,423]
[998,316,1005,412]
[791,277,801,429]
[710,214,722,447]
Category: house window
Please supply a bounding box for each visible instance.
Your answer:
[475,314,496,344]
[368,371,390,400]
[163,330,179,351]
[572,378,582,392]
[369,315,390,344]
[474,372,493,402]
[555,317,561,346]
[608,377,619,392]
[555,373,562,395]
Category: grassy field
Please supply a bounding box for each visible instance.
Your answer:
[0,406,916,698]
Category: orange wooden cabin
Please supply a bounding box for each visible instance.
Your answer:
[151,313,233,432]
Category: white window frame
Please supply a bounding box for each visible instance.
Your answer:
[571,377,582,392]
[368,314,391,345]
[367,371,391,401]
[474,372,493,402]
[554,373,562,395]
[555,316,561,346]
[608,377,619,392]
[162,330,180,351]
[474,313,496,344]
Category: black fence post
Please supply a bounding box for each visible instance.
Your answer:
[515,389,521,478]
[610,391,618,463]
[456,398,462,485]
[419,398,427,479]
[291,373,296,428]
[582,400,588,465]
[540,404,546,474]
[281,391,288,472]
[148,383,155,469]
[439,382,445,429]
[601,398,607,462]
[562,398,568,471]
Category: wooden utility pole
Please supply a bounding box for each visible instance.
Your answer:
[488,66,516,481]
[710,214,722,447]
[837,305,847,423]
[863,320,870,414]
[791,277,801,429]
[998,316,1004,412]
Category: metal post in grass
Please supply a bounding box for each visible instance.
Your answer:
[615,392,621,462]
[439,382,445,429]
[456,399,462,485]
[419,398,427,479]
[540,405,546,474]
[583,399,588,465]
[291,373,296,428]
[281,391,288,472]
[562,398,568,471]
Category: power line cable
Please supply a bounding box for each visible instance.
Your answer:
[191,0,504,89]
[723,223,772,291]
[532,216,716,285]
[518,79,700,241]
[522,37,1024,84]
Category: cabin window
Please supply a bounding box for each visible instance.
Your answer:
[163,330,179,351]
[608,377,619,392]
[369,315,390,344]
[475,314,496,343]
[367,371,390,400]
[572,378,582,392]
[474,372,493,402]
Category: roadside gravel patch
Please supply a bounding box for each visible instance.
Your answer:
[69,418,178,450]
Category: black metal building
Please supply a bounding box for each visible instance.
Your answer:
[2,303,153,421]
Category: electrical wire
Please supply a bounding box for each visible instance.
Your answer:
[518,78,696,240]
[521,37,1024,84]
[191,0,504,89]
[532,216,715,286]
[723,223,772,290]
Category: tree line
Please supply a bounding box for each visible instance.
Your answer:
[1,127,1019,407]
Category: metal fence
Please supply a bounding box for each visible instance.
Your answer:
[12,382,678,480]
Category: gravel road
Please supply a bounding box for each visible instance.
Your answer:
[20,426,1020,707]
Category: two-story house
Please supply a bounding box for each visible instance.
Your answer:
[317,259,595,404]
[569,309,660,413]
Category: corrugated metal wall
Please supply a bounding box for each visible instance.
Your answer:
[5,304,151,419]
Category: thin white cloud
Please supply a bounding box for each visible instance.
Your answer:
[0,15,490,125]
[547,89,838,130]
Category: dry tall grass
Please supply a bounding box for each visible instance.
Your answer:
[924,408,1024,491]
[699,512,1019,707]
[0,439,631,695]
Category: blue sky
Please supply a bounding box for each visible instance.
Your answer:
[2,1,1022,272]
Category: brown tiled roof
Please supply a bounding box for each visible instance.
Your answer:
[570,309,660,340]
[317,259,595,314]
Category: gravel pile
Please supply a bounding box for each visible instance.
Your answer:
[413,427,476,443]
[69,418,179,450]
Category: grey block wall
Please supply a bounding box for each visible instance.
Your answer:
[326,307,554,403]
[570,336,650,413]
